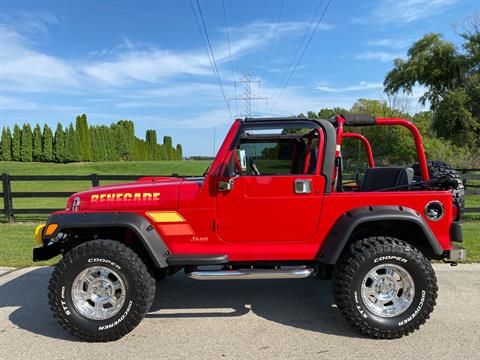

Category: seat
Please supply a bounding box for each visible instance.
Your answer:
[360,167,414,192]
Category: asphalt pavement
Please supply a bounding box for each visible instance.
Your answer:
[0,264,479,360]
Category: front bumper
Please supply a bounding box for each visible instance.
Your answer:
[446,245,466,261]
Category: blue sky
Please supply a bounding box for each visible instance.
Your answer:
[0,0,478,156]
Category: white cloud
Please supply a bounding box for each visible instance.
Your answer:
[366,38,412,49]
[316,81,383,92]
[0,27,79,91]
[354,51,402,63]
[353,0,460,25]
[0,95,38,110]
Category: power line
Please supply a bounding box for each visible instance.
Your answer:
[222,0,236,84]
[262,0,285,78]
[189,0,232,118]
[269,0,332,112]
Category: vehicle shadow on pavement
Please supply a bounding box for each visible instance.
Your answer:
[0,267,78,341]
[1,268,364,340]
[148,274,365,338]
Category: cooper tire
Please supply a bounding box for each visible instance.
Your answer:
[334,236,437,339]
[48,239,155,342]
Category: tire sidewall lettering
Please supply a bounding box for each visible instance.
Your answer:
[87,258,121,270]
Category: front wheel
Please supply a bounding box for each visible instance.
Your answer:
[48,239,156,342]
[333,236,437,339]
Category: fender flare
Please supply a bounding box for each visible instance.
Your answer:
[41,212,170,268]
[317,206,443,265]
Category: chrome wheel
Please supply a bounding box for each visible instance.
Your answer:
[71,266,126,320]
[361,263,415,318]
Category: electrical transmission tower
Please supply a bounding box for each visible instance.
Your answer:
[229,73,267,117]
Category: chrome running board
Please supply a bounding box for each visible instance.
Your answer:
[186,267,315,280]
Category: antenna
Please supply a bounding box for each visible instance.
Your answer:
[229,73,267,117]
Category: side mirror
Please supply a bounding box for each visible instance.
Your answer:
[218,175,239,192]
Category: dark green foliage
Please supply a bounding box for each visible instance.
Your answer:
[163,136,173,160]
[20,124,33,162]
[2,117,181,163]
[65,123,81,162]
[54,123,66,163]
[76,114,92,161]
[384,26,480,148]
[176,144,183,160]
[1,127,12,161]
[12,125,21,161]
[33,124,43,161]
[42,125,54,162]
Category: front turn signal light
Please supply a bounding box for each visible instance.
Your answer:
[45,223,59,236]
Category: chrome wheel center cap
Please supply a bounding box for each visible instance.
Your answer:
[361,263,415,318]
[71,266,126,320]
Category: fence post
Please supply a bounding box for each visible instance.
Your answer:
[90,173,99,187]
[2,173,13,222]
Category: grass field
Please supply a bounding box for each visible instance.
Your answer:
[0,160,478,266]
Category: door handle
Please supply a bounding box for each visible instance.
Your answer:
[294,179,312,194]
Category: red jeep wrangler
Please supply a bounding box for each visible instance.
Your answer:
[34,114,465,341]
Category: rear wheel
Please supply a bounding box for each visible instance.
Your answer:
[334,236,437,339]
[49,240,155,342]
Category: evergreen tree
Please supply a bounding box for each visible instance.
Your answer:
[20,123,33,162]
[42,124,54,162]
[54,123,66,163]
[163,136,173,160]
[65,123,81,162]
[1,127,12,161]
[176,144,183,160]
[12,124,21,161]
[33,124,43,161]
[76,114,92,161]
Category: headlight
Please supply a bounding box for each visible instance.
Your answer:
[424,201,444,221]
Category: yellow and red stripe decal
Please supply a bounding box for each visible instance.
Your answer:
[145,211,194,236]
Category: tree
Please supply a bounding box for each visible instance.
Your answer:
[65,123,81,162]
[42,124,54,161]
[434,88,478,147]
[76,114,91,161]
[12,124,21,161]
[384,28,480,148]
[54,123,66,163]
[20,123,33,162]
[384,33,465,109]
[176,144,183,160]
[1,127,12,161]
[163,136,173,160]
[33,124,43,161]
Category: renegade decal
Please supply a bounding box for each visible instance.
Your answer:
[90,192,160,203]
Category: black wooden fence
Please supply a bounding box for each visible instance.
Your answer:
[1,170,479,222]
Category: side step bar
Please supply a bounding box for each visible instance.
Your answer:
[186,267,315,280]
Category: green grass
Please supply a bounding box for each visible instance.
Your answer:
[0,222,58,267]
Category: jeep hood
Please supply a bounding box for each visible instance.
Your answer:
[66,176,185,211]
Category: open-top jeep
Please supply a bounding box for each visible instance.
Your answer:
[34,114,465,341]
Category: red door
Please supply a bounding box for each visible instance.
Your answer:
[216,175,325,243]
